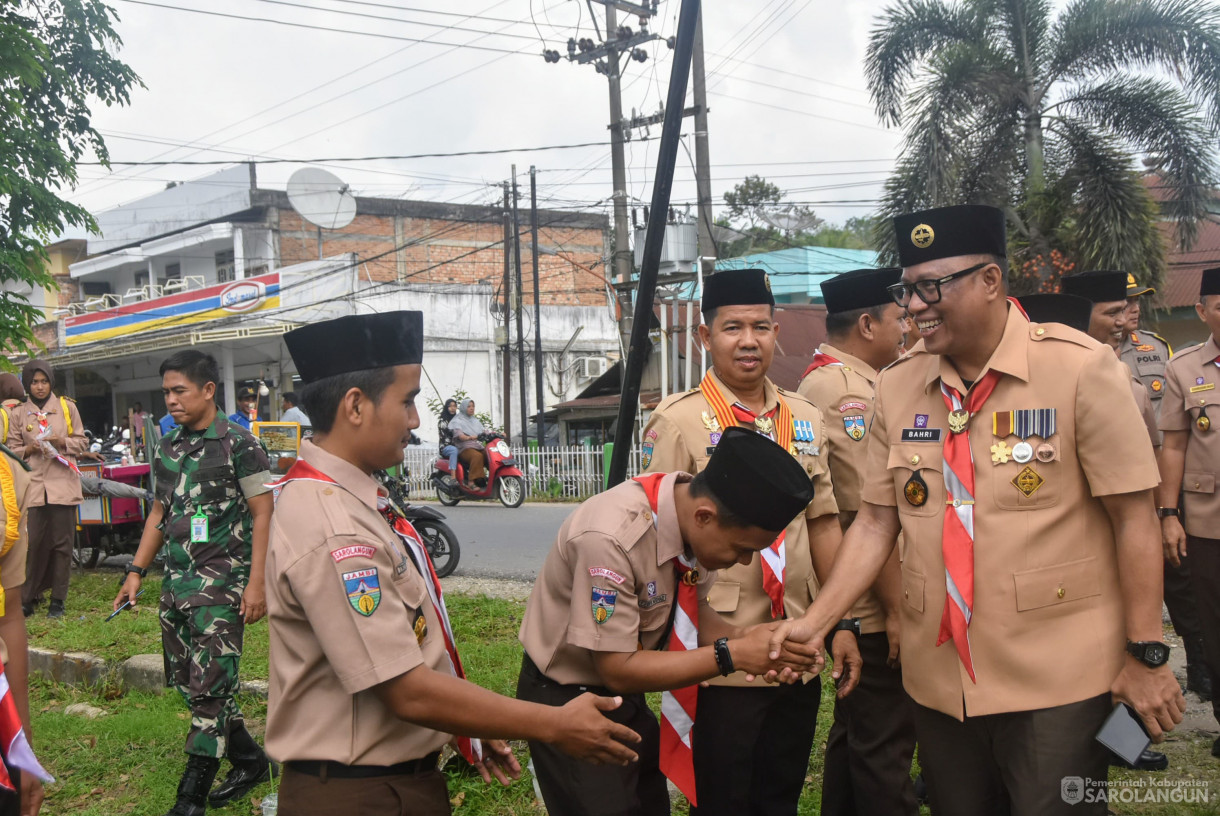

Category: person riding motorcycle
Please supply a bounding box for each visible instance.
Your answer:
[437,399,460,482]
[448,398,487,489]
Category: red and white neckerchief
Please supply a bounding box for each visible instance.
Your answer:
[699,372,790,619]
[33,411,78,474]
[802,347,843,378]
[271,459,482,764]
[634,473,699,806]
[0,656,52,791]
[937,369,1002,683]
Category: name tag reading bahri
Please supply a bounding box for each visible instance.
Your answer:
[900,427,943,442]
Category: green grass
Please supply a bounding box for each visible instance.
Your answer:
[28,573,1220,814]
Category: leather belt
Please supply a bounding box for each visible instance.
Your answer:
[286,752,440,779]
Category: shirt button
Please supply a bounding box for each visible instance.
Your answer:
[910,455,920,465]
[1035,328,1046,336]
[1057,587,1065,599]
[1195,483,1201,489]
[323,488,334,495]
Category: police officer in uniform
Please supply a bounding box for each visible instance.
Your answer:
[264,312,642,816]
[1119,273,1173,406]
[641,268,860,816]
[1065,272,1211,700]
[116,350,276,816]
[796,268,917,816]
[517,428,819,815]
[1157,265,1220,760]
[768,204,1185,816]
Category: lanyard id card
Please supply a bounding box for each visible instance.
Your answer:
[190,511,209,543]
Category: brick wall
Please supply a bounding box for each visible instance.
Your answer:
[276,207,608,306]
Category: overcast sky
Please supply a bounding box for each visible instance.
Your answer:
[66,0,904,238]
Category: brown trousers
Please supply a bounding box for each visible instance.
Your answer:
[821,633,918,816]
[1187,536,1220,724]
[515,654,668,816]
[278,766,450,816]
[457,448,486,483]
[913,693,1111,816]
[24,504,76,604]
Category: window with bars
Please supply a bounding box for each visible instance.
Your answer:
[215,249,235,283]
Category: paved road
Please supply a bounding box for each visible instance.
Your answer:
[87,500,573,583]
[419,501,572,581]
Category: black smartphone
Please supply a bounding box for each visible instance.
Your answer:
[1095,703,1151,765]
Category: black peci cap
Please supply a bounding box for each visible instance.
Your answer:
[1016,294,1093,334]
[1060,270,1128,304]
[820,267,902,314]
[702,268,775,314]
[285,311,424,384]
[702,426,814,532]
[1202,267,1220,297]
[893,204,1007,268]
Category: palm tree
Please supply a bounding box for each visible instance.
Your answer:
[866,0,1220,291]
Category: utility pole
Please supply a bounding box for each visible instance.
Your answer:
[501,184,512,433]
[605,4,632,288]
[691,6,715,274]
[511,166,528,450]
[607,0,699,487]
[530,166,546,449]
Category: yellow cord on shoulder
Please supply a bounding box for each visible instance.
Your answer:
[0,453,18,616]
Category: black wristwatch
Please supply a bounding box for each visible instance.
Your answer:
[125,563,148,579]
[832,618,861,638]
[1156,507,1180,519]
[713,637,734,676]
[1126,640,1170,668]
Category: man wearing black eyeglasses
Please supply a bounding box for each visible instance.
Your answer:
[769,204,1184,815]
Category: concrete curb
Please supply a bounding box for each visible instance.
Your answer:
[29,647,268,698]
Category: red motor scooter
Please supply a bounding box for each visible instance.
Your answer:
[431,433,526,508]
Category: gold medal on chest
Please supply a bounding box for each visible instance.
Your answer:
[947,410,970,434]
[701,411,721,432]
[755,416,774,434]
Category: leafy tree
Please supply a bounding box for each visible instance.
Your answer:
[722,175,784,229]
[809,216,880,250]
[866,0,1220,292]
[1,1,139,354]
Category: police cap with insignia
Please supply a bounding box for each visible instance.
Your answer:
[1060,270,1128,304]
[1126,273,1155,298]
[285,311,424,384]
[820,267,902,314]
[893,204,1006,268]
[1016,294,1092,334]
[701,426,814,532]
[701,268,774,315]
[1202,266,1220,297]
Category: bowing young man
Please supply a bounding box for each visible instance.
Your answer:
[517,427,820,815]
[263,312,642,816]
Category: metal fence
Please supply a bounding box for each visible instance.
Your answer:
[401,444,643,501]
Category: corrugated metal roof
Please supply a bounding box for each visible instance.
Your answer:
[716,246,879,302]
[1159,216,1220,308]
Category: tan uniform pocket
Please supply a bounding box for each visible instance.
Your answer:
[1013,557,1100,611]
[901,568,925,614]
[706,582,740,613]
[1183,472,1216,495]
[992,434,1061,511]
[887,444,944,519]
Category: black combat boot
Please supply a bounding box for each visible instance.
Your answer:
[208,723,277,807]
[163,755,220,816]
[1185,636,1213,701]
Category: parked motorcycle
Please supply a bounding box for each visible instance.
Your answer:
[376,469,461,578]
[431,432,525,508]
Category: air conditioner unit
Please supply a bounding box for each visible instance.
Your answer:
[575,356,607,379]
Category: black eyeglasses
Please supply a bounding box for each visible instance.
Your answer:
[886,262,988,307]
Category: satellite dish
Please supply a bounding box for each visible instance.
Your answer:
[287,168,357,231]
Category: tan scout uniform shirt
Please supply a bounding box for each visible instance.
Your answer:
[6,395,86,506]
[862,306,1159,719]
[1119,330,1172,411]
[797,344,885,635]
[642,370,838,687]
[1158,336,1220,539]
[265,440,453,765]
[519,472,718,686]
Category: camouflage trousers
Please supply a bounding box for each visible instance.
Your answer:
[160,595,246,759]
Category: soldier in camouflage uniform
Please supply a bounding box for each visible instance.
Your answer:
[115,350,274,816]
